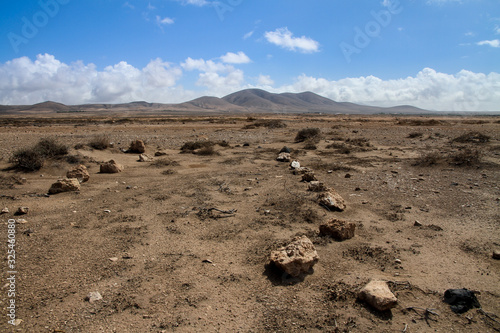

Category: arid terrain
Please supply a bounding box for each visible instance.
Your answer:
[0,114,499,332]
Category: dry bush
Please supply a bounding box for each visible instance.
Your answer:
[345,137,371,147]
[180,141,214,152]
[309,160,352,172]
[89,135,111,150]
[449,149,481,166]
[412,151,442,167]
[0,175,25,189]
[326,142,351,154]
[303,140,317,150]
[452,131,490,144]
[196,145,218,156]
[397,118,442,126]
[243,119,287,129]
[10,138,68,171]
[10,148,45,171]
[295,128,321,143]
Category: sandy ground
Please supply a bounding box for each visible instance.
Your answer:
[0,114,499,332]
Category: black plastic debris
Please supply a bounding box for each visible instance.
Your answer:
[443,289,481,313]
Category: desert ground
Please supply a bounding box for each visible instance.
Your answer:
[0,114,499,332]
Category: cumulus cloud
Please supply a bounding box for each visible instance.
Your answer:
[477,39,500,47]
[273,68,500,111]
[0,55,498,111]
[0,54,185,104]
[220,51,251,64]
[264,27,320,53]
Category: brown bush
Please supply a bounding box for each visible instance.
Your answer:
[452,132,490,144]
[449,149,481,166]
[89,135,111,150]
[295,128,321,143]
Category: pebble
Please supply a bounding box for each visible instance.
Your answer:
[414,221,423,227]
[16,207,29,215]
[395,259,402,264]
[85,291,103,303]
[16,219,28,224]
[109,257,119,262]
[493,250,500,260]
[104,210,111,213]
[1,208,8,214]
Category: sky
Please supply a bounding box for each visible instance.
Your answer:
[0,0,499,111]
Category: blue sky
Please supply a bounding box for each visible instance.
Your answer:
[0,0,499,110]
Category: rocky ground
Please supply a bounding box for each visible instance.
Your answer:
[0,114,499,332]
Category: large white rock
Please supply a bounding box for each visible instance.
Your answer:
[318,188,346,211]
[100,160,124,173]
[270,236,319,277]
[276,152,291,162]
[49,178,81,194]
[66,164,90,182]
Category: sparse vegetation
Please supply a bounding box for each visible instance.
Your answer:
[452,131,490,144]
[243,119,287,129]
[10,138,68,171]
[295,128,321,143]
[345,137,371,147]
[412,151,442,167]
[449,149,481,166]
[151,158,180,168]
[88,135,111,150]
[408,132,424,138]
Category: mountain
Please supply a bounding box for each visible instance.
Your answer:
[0,89,433,115]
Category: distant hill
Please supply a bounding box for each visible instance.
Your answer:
[0,89,434,115]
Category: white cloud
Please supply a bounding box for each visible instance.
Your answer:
[264,27,320,53]
[426,0,463,4]
[156,16,174,25]
[0,54,185,104]
[477,39,500,47]
[176,0,210,6]
[495,25,500,35]
[1,55,498,111]
[220,51,251,64]
[272,68,500,111]
[243,30,254,40]
[257,74,274,86]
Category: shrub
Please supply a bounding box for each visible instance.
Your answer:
[151,158,180,168]
[196,146,218,156]
[346,137,371,147]
[412,151,442,167]
[89,135,111,150]
[452,132,490,144]
[295,128,321,143]
[180,141,214,152]
[303,140,317,150]
[243,119,287,129]
[408,132,423,138]
[449,149,481,166]
[34,138,68,157]
[10,148,45,171]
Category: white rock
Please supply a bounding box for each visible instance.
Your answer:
[358,280,397,311]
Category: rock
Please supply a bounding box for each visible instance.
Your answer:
[302,172,317,182]
[138,154,152,162]
[318,188,346,211]
[66,164,90,183]
[15,207,29,215]
[1,207,9,214]
[277,152,291,162]
[280,146,291,153]
[414,220,423,227]
[155,151,167,157]
[358,280,398,311]
[269,235,319,277]
[49,178,81,194]
[319,219,355,241]
[129,140,146,153]
[290,160,301,169]
[85,291,103,303]
[100,160,124,173]
[493,250,500,260]
[308,181,327,192]
[16,219,28,224]
[292,167,313,175]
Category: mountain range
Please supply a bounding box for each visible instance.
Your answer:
[0,89,429,115]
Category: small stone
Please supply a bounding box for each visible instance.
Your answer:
[202,259,213,264]
[395,259,402,264]
[1,207,9,214]
[16,219,28,224]
[345,173,351,178]
[155,151,167,156]
[270,236,319,277]
[414,221,423,227]
[301,172,317,182]
[109,257,119,262]
[358,280,398,311]
[104,209,111,213]
[318,188,346,211]
[308,181,327,192]
[15,207,29,215]
[85,291,103,303]
[66,164,90,183]
[280,146,291,153]
[129,140,146,153]
[319,219,355,241]
[100,160,124,173]
[493,250,500,260]
[277,152,291,162]
[290,160,301,169]
[49,178,81,194]
[12,319,23,326]
[138,154,152,162]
